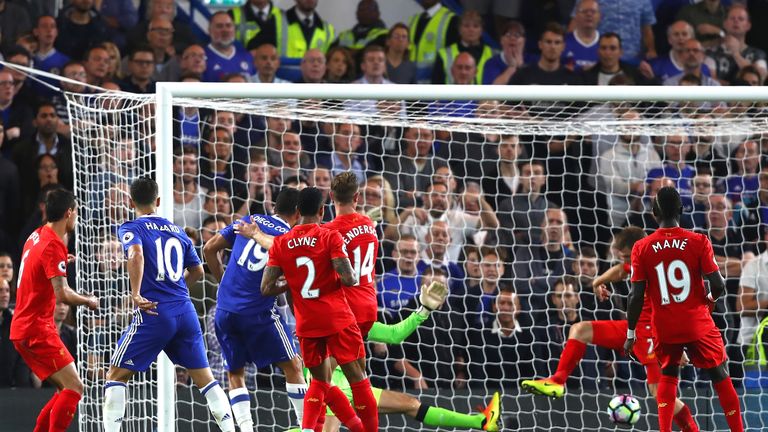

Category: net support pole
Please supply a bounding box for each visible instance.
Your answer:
[155,84,177,432]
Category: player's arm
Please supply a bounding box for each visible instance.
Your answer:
[202,233,232,282]
[367,280,448,344]
[234,218,275,250]
[51,276,98,310]
[184,264,205,287]
[623,280,646,359]
[126,244,158,315]
[704,270,726,303]
[592,262,627,301]
[332,257,358,287]
[261,265,288,296]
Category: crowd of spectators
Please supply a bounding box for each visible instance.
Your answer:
[2,0,768,413]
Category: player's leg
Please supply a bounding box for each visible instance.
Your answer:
[380,389,500,430]
[522,320,602,397]
[305,359,338,432]
[706,362,743,432]
[334,325,378,432]
[172,309,234,432]
[646,362,698,432]
[319,358,362,432]
[265,311,308,427]
[45,363,85,432]
[656,342,685,432]
[215,310,255,432]
[277,356,309,427]
[103,367,134,432]
[13,333,79,432]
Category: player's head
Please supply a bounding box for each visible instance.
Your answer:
[297,187,325,219]
[652,186,683,224]
[613,226,646,262]
[274,188,301,223]
[330,171,360,205]
[129,176,160,211]
[46,188,77,231]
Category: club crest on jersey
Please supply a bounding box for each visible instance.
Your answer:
[58,261,66,272]
[122,232,134,244]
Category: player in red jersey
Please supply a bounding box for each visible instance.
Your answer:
[522,226,699,431]
[323,172,379,338]
[624,186,743,432]
[261,187,379,432]
[10,189,99,432]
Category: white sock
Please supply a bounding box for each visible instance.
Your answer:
[286,382,308,425]
[201,380,235,432]
[103,381,127,432]
[228,387,254,432]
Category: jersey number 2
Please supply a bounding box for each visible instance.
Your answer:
[155,238,184,282]
[296,256,318,299]
[654,260,691,305]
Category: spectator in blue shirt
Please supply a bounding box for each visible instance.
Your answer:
[651,20,712,82]
[581,0,657,62]
[718,139,760,205]
[203,11,255,82]
[55,0,108,60]
[483,20,529,85]
[563,0,601,71]
[646,131,696,196]
[33,16,69,76]
[377,235,421,314]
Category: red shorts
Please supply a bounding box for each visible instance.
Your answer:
[656,326,727,370]
[12,329,74,381]
[358,320,375,340]
[299,323,365,368]
[591,320,661,384]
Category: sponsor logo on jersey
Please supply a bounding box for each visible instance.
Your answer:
[122,232,134,244]
[58,261,66,273]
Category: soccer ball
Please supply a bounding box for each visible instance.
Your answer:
[607,394,642,426]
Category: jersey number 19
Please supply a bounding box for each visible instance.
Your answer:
[654,259,691,305]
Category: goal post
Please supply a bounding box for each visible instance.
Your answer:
[66,81,768,432]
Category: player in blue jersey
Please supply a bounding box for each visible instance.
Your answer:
[202,188,307,432]
[102,177,235,432]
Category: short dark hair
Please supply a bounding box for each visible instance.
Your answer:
[331,171,359,204]
[541,22,565,39]
[35,101,57,117]
[298,187,325,216]
[130,176,159,206]
[614,226,646,250]
[600,32,622,48]
[653,186,683,221]
[579,246,597,259]
[46,188,76,222]
[130,45,155,61]
[274,188,300,216]
[679,73,702,85]
[421,265,447,278]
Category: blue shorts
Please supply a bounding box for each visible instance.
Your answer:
[214,308,297,371]
[111,303,208,372]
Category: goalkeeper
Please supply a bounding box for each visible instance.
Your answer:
[235,218,501,432]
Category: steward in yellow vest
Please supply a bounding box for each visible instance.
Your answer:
[230,0,284,50]
[407,0,459,83]
[431,10,494,84]
[333,0,388,52]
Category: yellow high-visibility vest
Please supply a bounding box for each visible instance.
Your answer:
[231,6,284,48]
[285,19,336,59]
[437,43,494,84]
[336,27,389,50]
[408,6,454,83]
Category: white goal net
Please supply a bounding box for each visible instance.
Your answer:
[68,84,768,431]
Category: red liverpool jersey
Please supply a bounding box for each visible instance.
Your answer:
[10,226,68,340]
[324,212,379,324]
[630,226,720,343]
[267,223,356,338]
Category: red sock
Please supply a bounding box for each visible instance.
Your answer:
[713,377,744,432]
[322,385,364,432]
[49,389,81,432]
[550,339,587,385]
[313,404,326,432]
[33,392,60,432]
[302,380,330,431]
[657,375,678,432]
[349,378,378,432]
[673,403,698,431]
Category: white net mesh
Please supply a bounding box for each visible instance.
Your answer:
[68,88,768,431]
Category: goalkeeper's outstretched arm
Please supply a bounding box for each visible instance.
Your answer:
[367,281,448,344]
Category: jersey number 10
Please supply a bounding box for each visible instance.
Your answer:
[654,259,691,305]
[155,238,184,282]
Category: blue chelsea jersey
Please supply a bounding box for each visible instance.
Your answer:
[217,214,291,315]
[118,215,201,315]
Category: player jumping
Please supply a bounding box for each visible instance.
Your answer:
[261,187,379,432]
[103,177,235,432]
[11,188,99,432]
[521,226,699,431]
[624,186,743,432]
[203,188,308,432]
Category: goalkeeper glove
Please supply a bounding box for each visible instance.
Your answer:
[365,206,382,228]
[416,281,448,317]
